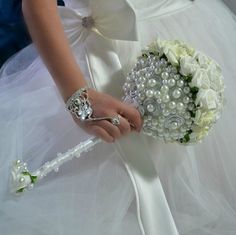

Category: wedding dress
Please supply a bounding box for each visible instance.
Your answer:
[1,0,236,235]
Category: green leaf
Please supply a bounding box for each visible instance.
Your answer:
[183,76,192,83]
[190,87,199,94]
[22,171,37,184]
[142,53,148,58]
[30,175,38,184]
[16,188,25,193]
[190,111,196,118]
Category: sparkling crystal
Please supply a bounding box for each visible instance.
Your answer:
[170,122,179,130]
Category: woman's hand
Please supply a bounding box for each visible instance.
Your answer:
[73,89,142,143]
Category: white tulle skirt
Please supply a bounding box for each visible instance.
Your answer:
[1,0,236,234]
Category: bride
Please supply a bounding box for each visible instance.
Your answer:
[1,0,236,234]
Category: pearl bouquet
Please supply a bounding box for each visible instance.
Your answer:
[123,39,225,144]
[11,39,225,194]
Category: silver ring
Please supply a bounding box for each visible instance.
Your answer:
[84,115,121,126]
[111,115,121,126]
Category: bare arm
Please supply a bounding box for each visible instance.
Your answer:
[22,0,142,142]
[22,0,86,101]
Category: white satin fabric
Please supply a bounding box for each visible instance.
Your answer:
[1,0,236,235]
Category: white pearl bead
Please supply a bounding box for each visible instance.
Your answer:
[186,120,192,126]
[19,177,25,183]
[152,119,159,126]
[188,103,195,110]
[177,80,184,87]
[184,112,191,119]
[161,85,169,94]
[16,160,21,164]
[163,109,170,117]
[162,79,168,85]
[174,75,180,80]
[157,98,162,104]
[168,79,176,87]
[162,95,170,103]
[138,76,146,84]
[161,72,169,80]
[184,87,190,94]
[147,79,157,87]
[159,117,165,123]
[154,90,161,98]
[154,67,162,74]
[183,96,190,104]
[172,88,182,99]
[177,102,184,110]
[171,122,179,130]
[145,73,151,79]
[161,103,166,109]
[137,83,145,91]
[169,101,176,109]
[147,104,155,113]
[138,93,146,101]
[146,89,154,98]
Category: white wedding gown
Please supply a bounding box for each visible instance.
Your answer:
[1,0,236,234]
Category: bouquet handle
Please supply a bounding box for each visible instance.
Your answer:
[10,137,102,194]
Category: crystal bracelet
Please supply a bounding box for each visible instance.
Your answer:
[65,87,93,121]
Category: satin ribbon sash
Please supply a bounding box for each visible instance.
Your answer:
[58,1,194,234]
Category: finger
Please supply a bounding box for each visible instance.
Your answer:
[96,120,122,140]
[118,104,142,132]
[118,115,131,135]
[90,125,114,143]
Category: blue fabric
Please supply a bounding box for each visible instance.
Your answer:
[0,0,65,68]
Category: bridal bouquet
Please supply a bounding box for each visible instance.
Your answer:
[123,39,225,144]
[11,39,225,193]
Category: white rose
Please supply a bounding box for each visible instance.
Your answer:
[208,68,224,92]
[194,51,211,68]
[163,46,179,65]
[196,89,218,109]
[180,56,199,76]
[194,110,202,124]
[190,69,211,89]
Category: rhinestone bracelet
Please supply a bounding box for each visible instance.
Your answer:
[66,87,93,121]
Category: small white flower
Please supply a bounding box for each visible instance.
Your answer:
[180,56,199,76]
[208,69,224,92]
[164,47,179,65]
[196,89,218,109]
[190,69,211,89]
